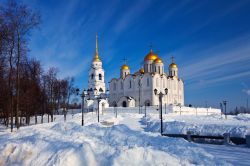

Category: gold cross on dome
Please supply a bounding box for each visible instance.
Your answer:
[171,56,174,63]
[122,57,127,64]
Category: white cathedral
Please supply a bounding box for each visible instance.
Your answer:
[109,49,184,107]
[85,35,184,110]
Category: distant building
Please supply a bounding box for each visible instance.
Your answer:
[109,49,184,107]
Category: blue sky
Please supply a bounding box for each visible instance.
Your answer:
[19,0,250,109]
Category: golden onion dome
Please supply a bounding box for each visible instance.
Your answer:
[139,68,144,74]
[93,53,101,62]
[169,63,178,68]
[154,57,163,63]
[121,64,130,70]
[144,49,158,61]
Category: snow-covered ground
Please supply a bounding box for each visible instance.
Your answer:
[144,113,250,137]
[0,111,250,166]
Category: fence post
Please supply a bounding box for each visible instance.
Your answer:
[187,131,192,142]
[223,133,230,144]
[246,135,250,148]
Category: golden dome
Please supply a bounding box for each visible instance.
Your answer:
[144,49,158,61]
[93,53,101,62]
[154,57,163,63]
[169,63,177,68]
[121,64,130,70]
[139,68,144,74]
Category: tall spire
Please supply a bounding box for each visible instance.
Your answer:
[96,33,98,55]
[93,33,100,62]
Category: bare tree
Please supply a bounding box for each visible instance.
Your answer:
[2,0,40,130]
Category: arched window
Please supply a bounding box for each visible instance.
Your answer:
[129,80,132,88]
[91,74,94,79]
[122,101,127,107]
[99,88,103,92]
[158,66,160,73]
[99,74,102,80]
[147,78,150,87]
[121,82,123,90]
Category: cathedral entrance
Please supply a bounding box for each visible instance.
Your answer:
[122,101,127,107]
[145,100,151,106]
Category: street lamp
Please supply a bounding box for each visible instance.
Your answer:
[154,88,168,135]
[220,102,223,118]
[223,100,227,120]
[96,93,108,123]
[76,88,88,126]
[138,75,142,114]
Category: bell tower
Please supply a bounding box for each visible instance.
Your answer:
[88,34,106,98]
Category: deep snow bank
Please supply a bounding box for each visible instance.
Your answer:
[0,120,228,166]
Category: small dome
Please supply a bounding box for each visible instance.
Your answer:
[169,63,177,68]
[144,49,158,61]
[93,53,101,62]
[154,57,163,63]
[139,68,144,74]
[121,64,130,70]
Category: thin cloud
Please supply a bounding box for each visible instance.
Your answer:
[172,34,250,88]
[113,0,151,34]
[243,89,250,96]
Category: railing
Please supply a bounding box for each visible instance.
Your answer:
[162,133,247,145]
[104,105,173,114]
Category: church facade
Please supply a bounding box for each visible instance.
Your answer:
[109,49,184,107]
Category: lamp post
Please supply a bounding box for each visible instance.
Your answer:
[96,93,108,123]
[76,88,88,126]
[223,100,227,120]
[138,76,142,114]
[220,102,223,118]
[97,97,101,122]
[154,88,168,135]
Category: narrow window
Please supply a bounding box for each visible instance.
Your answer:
[99,74,102,80]
[91,74,94,79]
[158,66,160,73]
[129,80,132,88]
[147,78,149,87]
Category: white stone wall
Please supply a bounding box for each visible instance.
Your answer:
[170,105,221,115]
[104,105,221,116]
[109,73,184,107]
